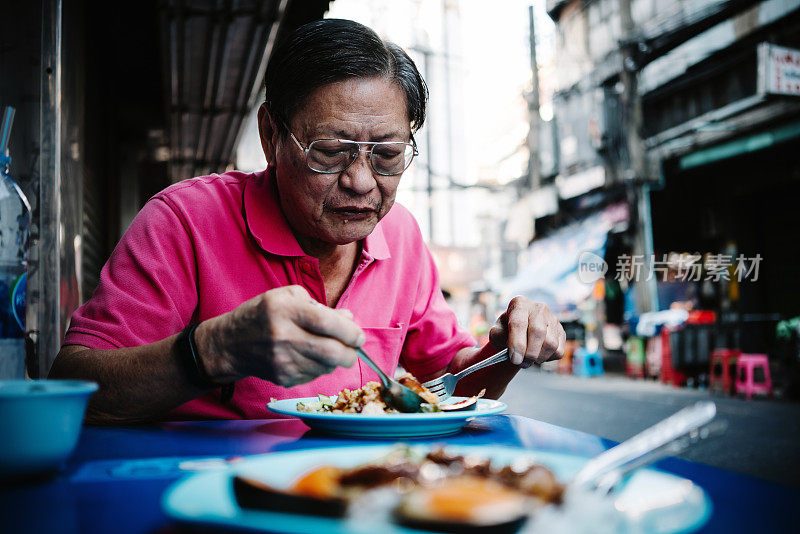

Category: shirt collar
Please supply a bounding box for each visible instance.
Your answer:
[364,213,390,260]
[242,167,391,260]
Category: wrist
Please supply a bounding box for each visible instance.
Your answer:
[192,319,239,384]
[174,323,216,389]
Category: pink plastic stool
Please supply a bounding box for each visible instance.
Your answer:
[734,353,772,400]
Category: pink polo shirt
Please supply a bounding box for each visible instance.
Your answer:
[63,169,475,419]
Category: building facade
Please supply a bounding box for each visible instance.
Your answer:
[540,0,800,321]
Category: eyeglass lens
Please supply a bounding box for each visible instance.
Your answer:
[307,140,414,175]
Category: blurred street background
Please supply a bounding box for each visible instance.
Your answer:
[2,0,800,486]
[503,368,800,487]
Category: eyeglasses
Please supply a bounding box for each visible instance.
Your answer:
[287,129,418,176]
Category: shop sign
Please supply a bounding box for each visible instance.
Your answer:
[758,43,800,96]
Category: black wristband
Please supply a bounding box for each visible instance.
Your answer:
[175,323,218,389]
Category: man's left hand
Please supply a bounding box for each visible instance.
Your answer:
[489,297,566,368]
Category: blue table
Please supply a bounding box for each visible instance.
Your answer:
[2,415,798,533]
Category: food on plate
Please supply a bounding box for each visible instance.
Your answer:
[396,476,528,533]
[438,389,486,412]
[397,372,440,405]
[232,446,564,532]
[296,372,441,414]
[426,447,564,503]
[233,467,348,517]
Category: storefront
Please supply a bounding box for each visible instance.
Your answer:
[639,11,800,389]
[0,0,331,379]
[652,121,800,319]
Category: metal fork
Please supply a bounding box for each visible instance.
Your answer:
[421,348,509,401]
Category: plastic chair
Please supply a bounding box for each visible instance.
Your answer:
[573,347,604,377]
[709,348,741,395]
[735,353,772,400]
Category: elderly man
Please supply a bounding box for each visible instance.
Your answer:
[50,19,565,423]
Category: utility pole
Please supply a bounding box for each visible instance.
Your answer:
[527,5,541,191]
[442,0,455,245]
[410,35,435,243]
[619,0,658,313]
[619,0,646,181]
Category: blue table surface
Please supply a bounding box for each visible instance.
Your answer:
[1,414,798,533]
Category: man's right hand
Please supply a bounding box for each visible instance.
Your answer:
[194,285,364,387]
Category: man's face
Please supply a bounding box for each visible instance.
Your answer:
[265,77,411,248]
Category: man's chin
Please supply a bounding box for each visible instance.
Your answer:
[329,218,377,244]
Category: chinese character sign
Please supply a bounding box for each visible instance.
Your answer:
[759,43,800,96]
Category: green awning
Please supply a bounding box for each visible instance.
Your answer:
[680,120,800,170]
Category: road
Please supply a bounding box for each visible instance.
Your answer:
[501,368,800,487]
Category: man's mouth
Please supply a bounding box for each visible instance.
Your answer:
[330,207,376,220]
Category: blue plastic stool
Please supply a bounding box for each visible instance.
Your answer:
[573,347,604,377]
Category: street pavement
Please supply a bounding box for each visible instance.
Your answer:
[501,368,800,487]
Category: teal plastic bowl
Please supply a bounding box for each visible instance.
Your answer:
[0,379,98,478]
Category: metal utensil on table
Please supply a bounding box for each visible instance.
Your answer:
[355,348,428,413]
[421,348,509,401]
[569,401,725,494]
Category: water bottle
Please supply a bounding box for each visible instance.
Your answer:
[0,164,29,337]
[0,107,30,378]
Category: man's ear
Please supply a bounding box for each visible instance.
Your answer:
[258,103,279,166]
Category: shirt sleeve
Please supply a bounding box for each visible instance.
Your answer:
[63,197,198,349]
[399,244,476,378]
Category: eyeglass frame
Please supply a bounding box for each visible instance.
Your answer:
[286,128,419,176]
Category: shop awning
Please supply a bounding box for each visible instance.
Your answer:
[680,119,800,170]
[159,0,331,182]
[501,202,628,313]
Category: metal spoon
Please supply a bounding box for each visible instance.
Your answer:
[355,348,427,413]
[570,401,725,494]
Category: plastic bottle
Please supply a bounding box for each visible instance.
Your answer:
[0,106,30,343]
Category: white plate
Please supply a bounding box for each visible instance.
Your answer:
[267,396,507,438]
[162,444,712,534]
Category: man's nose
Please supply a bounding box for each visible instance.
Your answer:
[339,150,376,194]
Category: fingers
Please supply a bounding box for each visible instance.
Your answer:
[536,321,561,363]
[293,298,365,349]
[270,342,340,387]
[524,320,547,364]
[502,297,566,366]
[488,316,507,351]
[527,308,563,364]
[551,323,567,362]
[505,300,529,365]
[238,286,364,383]
[264,321,360,386]
[294,331,358,369]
